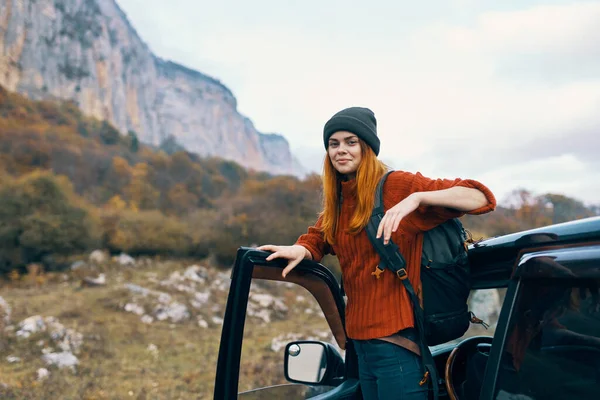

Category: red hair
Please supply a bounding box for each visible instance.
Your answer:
[320,140,388,244]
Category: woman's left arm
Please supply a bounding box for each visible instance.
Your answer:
[415,186,488,212]
[377,173,496,244]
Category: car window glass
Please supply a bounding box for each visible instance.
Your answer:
[429,288,505,353]
[465,288,505,338]
[237,279,342,397]
[495,278,600,400]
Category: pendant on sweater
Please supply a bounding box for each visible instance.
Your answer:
[371,266,385,279]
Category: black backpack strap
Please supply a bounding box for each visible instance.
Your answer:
[367,171,405,275]
[365,171,440,400]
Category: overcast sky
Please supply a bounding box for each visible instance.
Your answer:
[116,0,600,205]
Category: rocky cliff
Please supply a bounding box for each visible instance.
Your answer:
[0,0,303,175]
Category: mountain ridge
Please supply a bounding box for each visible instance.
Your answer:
[0,0,303,175]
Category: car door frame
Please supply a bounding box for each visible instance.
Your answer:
[479,242,600,400]
[214,247,351,399]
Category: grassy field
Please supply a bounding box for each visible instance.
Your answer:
[0,249,501,399]
[0,256,332,399]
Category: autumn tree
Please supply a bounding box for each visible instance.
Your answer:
[0,171,99,274]
[159,135,185,154]
[105,156,132,195]
[208,175,322,264]
[99,120,120,145]
[507,189,552,230]
[127,130,139,153]
[166,183,199,215]
[103,210,192,256]
[542,193,594,224]
[123,163,160,210]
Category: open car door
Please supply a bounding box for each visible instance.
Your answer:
[214,247,361,399]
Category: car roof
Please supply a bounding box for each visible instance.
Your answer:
[468,216,600,289]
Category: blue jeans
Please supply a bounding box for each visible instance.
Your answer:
[353,339,428,400]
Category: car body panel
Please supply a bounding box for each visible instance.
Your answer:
[467,216,600,289]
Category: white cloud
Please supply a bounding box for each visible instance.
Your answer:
[445,3,600,57]
[476,154,600,205]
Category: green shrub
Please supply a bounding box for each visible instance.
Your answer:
[102,210,192,256]
[0,171,99,274]
[99,121,120,145]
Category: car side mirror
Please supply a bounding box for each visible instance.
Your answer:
[284,341,345,386]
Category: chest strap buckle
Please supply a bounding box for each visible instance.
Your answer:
[396,268,408,280]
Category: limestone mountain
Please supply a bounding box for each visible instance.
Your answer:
[0,0,304,175]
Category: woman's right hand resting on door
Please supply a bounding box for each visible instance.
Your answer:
[256,244,312,278]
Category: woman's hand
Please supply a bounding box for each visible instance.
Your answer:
[376,193,421,245]
[256,244,311,278]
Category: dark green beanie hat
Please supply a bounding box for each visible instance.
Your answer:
[323,107,380,156]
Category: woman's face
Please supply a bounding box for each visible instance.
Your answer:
[327,131,362,177]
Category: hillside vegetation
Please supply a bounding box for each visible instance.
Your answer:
[0,86,324,274]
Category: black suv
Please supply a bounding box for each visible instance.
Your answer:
[214,216,600,399]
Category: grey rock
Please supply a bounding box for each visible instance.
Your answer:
[124,283,151,296]
[0,0,303,175]
[190,291,210,309]
[153,302,190,323]
[197,317,208,329]
[247,292,288,324]
[146,343,158,357]
[82,273,106,287]
[0,296,10,324]
[45,317,84,354]
[16,315,46,338]
[124,303,145,316]
[116,253,135,266]
[88,250,108,264]
[183,265,208,282]
[41,351,79,370]
[37,368,50,381]
[16,316,84,353]
[70,260,86,270]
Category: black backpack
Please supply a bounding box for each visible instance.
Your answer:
[364,170,487,399]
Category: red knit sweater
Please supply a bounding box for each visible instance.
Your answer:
[295,171,496,340]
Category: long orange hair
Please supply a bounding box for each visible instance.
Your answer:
[320,140,388,244]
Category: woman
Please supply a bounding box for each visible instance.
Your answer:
[258,106,496,400]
